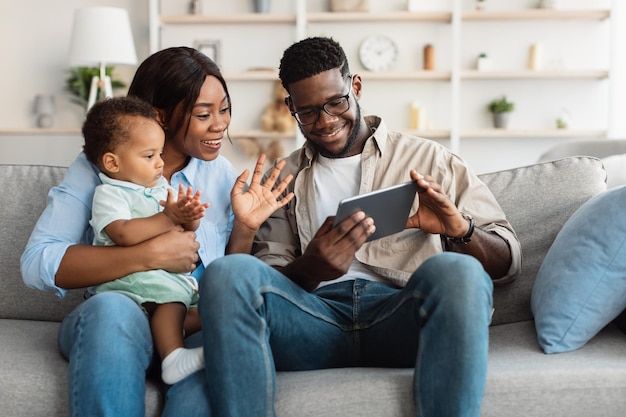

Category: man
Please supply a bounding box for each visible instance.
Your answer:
[199,36,521,417]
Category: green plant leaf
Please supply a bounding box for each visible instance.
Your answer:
[64,66,127,107]
[487,95,515,113]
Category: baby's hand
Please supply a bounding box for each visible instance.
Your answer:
[162,185,209,225]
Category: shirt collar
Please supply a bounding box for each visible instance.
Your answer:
[98,172,169,191]
[364,115,387,157]
[178,156,200,184]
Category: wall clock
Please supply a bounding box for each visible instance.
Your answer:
[358,35,398,72]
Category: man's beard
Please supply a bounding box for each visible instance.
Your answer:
[302,102,362,158]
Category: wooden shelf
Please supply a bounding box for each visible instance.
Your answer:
[461,70,609,80]
[224,70,280,81]
[2,128,606,141]
[0,128,295,141]
[360,71,451,81]
[216,70,610,82]
[460,129,607,138]
[372,129,607,140]
[0,128,81,135]
[399,129,451,139]
[307,11,451,23]
[231,129,296,140]
[463,9,610,21]
[223,70,452,82]
[162,9,609,25]
[160,14,296,24]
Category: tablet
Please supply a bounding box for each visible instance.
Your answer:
[333,181,419,242]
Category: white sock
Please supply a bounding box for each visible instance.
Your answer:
[161,347,204,385]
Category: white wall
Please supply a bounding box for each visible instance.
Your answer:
[0,0,149,130]
[0,0,624,173]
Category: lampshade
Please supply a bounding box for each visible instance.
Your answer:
[68,7,137,67]
[34,95,56,116]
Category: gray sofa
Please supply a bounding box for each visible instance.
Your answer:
[2,156,626,417]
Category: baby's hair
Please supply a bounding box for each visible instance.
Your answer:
[278,36,350,91]
[82,96,158,166]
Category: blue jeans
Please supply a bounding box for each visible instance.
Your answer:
[57,291,211,417]
[199,252,494,417]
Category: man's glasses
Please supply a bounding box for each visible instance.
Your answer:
[290,76,353,126]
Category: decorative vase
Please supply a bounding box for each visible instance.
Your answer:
[253,0,270,13]
[476,54,492,71]
[476,1,485,11]
[330,0,369,12]
[538,0,556,9]
[189,0,202,15]
[492,112,510,129]
[423,44,434,70]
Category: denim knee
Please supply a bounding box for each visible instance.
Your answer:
[406,252,493,317]
[417,252,491,291]
[58,291,152,361]
[199,254,266,299]
[199,254,264,289]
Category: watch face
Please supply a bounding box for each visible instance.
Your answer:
[359,35,398,72]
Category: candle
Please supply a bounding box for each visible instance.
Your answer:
[409,102,423,130]
[529,43,542,70]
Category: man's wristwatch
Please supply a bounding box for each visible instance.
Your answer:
[445,213,474,244]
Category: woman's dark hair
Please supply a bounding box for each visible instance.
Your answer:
[278,37,350,90]
[82,96,157,167]
[127,46,231,139]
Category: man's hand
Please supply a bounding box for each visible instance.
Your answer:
[405,170,470,239]
[280,211,375,291]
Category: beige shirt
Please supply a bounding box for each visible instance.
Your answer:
[253,116,521,287]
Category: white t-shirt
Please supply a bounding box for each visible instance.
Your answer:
[313,153,385,287]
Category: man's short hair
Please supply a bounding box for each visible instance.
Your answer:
[279,36,350,90]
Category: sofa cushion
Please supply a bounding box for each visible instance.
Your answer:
[531,186,626,354]
[480,321,626,417]
[0,164,84,322]
[274,321,626,417]
[0,318,163,417]
[479,157,607,325]
[600,153,626,188]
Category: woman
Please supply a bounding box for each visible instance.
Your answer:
[21,46,293,417]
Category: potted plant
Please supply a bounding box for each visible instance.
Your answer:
[476,0,486,11]
[487,96,514,129]
[476,52,492,71]
[65,66,126,109]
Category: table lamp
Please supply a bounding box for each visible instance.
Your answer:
[68,7,137,110]
[33,95,56,128]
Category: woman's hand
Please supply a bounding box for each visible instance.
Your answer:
[230,154,294,233]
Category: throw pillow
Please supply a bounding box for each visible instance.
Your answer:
[531,186,626,354]
[600,153,626,189]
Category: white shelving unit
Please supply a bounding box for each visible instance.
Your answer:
[148,0,615,156]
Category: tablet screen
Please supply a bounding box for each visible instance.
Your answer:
[333,181,419,242]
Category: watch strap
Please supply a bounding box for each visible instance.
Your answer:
[445,213,474,244]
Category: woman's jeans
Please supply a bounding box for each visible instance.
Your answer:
[199,252,494,417]
[57,291,211,417]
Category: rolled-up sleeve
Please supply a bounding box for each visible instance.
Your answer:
[446,153,522,283]
[20,154,99,298]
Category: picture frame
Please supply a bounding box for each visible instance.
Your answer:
[194,39,221,65]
